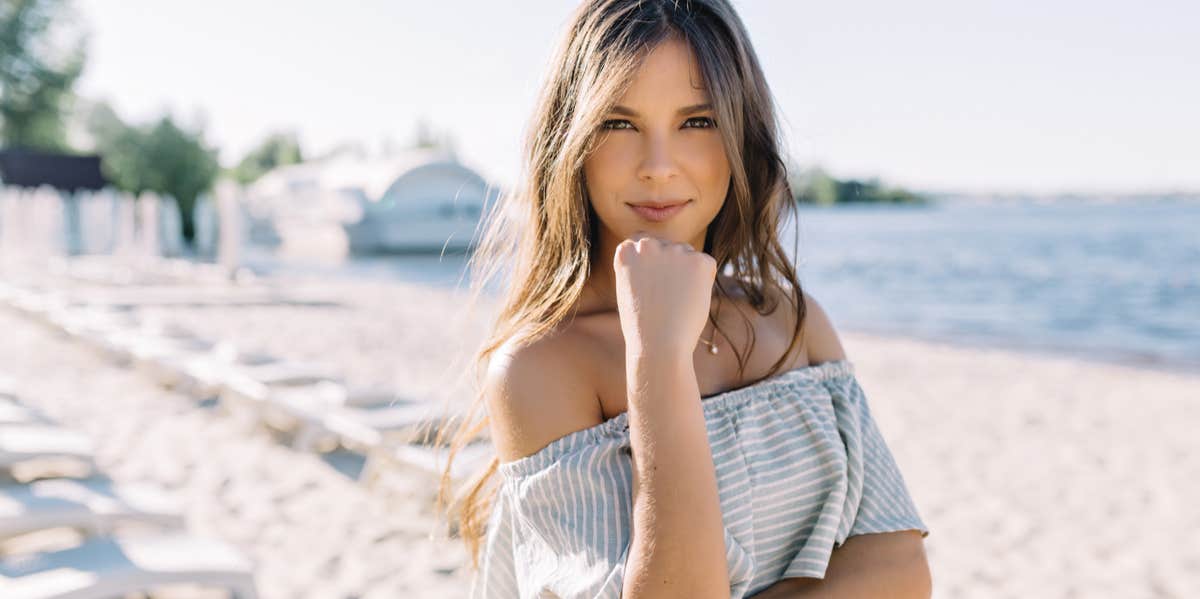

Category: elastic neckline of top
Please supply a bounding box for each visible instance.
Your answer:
[497,358,855,479]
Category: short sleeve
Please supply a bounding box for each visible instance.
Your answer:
[520,440,637,597]
[781,370,929,581]
[471,429,635,599]
[838,376,930,542]
[470,424,755,598]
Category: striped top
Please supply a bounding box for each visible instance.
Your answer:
[470,359,929,598]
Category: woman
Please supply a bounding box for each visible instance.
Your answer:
[437,1,932,597]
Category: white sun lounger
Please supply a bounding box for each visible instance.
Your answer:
[5,289,66,322]
[127,336,216,376]
[0,425,97,481]
[278,387,445,452]
[88,326,205,366]
[0,533,258,598]
[0,477,183,540]
[45,306,138,342]
[0,282,18,306]
[0,374,15,401]
[144,343,276,397]
[361,440,494,491]
[217,362,343,427]
[0,401,49,427]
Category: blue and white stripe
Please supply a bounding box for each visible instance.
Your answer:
[470,359,929,599]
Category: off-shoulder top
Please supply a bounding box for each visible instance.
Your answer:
[469,359,930,598]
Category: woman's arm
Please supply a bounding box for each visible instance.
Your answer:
[748,530,932,598]
[615,235,729,599]
[622,352,731,598]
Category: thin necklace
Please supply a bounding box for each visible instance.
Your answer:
[699,327,719,355]
[699,298,721,355]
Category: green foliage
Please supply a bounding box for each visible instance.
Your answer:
[790,166,927,205]
[790,166,838,205]
[229,131,303,185]
[84,102,219,242]
[0,0,86,151]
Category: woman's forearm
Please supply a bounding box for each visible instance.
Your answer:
[622,352,730,599]
[747,530,932,598]
[750,569,927,599]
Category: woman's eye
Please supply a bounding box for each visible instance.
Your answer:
[601,119,634,130]
[683,116,716,129]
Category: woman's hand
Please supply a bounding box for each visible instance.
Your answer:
[613,231,717,358]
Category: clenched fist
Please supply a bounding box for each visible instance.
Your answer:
[613,232,718,358]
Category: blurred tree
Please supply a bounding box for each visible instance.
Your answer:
[413,117,437,149]
[229,131,303,184]
[791,164,926,205]
[0,0,87,151]
[84,102,219,243]
[789,165,838,206]
[411,116,458,157]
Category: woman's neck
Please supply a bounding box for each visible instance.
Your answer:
[578,258,620,316]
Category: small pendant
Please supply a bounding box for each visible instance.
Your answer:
[708,344,719,355]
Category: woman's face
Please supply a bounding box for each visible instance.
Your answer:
[583,35,732,253]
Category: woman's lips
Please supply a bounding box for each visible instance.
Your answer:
[627,200,691,222]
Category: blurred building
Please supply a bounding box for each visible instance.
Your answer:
[0,149,107,192]
[245,148,494,255]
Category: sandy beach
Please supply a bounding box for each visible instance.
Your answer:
[1,271,1197,598]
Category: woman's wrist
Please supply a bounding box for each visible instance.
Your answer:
[625,346,694,376]
[624,347,696,407]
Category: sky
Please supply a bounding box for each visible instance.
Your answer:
[72,0,1199,195]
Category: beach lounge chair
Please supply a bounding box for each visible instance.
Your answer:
[360,439,495,518]
[0,477,183,541]
[0,282,17,307]
[91,320,207,366]
[144,342,276,398]
[0,401,50,427]
[0,533,258,598]
[6,289,67,325]
[278,386,446,453]
[0,425,97,482]
[45,306,137,343]
[127,336,216,378]
[217,362,343,423]
[0,374,15,401]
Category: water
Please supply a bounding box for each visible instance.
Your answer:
[258,198,1200,373]
[786,198,1199,373]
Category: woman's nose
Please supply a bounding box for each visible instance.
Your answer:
[636,135,679,183]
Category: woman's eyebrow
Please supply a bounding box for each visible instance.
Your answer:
[609,103,713,117]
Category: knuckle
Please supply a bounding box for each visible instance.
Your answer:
[614,243,635,263]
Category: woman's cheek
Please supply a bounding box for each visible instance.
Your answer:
[587,140,627,185]
[679,143,728,200]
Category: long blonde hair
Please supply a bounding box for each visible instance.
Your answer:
[433,0,807,570]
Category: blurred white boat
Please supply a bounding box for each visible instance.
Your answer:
[246,148,497,256]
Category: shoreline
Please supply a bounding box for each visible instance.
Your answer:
[247,261,1200,380]
[838,321,1200,379]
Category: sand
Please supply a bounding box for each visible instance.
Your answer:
[1,269,1197,598]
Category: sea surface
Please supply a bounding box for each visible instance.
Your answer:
[255,197,1200,374]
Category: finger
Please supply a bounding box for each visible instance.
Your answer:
[632,234,665,252]
[613,240,637,267]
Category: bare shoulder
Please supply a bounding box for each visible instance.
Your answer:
[799,290,847,364]
[760,282,847,366]
[483,326,604,463]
